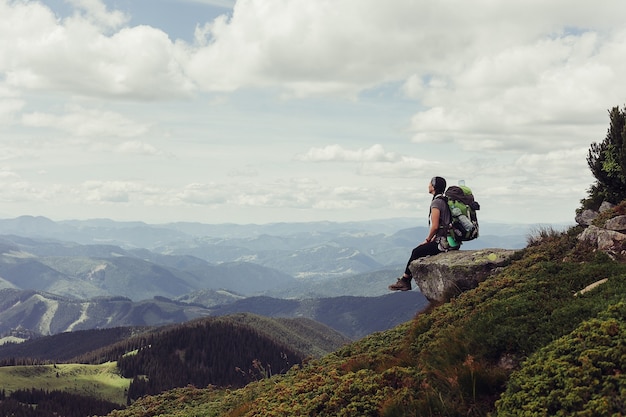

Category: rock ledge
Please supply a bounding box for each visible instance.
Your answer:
[409,248,517,303]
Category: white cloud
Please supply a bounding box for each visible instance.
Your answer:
[177,183,228,205]
[0,172,47,204]
[185,0,626,98]
[224,177,400,212]
[0,0,624,225]
[514,148,590,181]
[295,144,444,179]
[296,144,399,163]
[114,141,161,156]
[228,166,259,177]
[66,0,129,31]
[0,94,24,124]
[0,168,20,180]
[21,106,149,138]
[407,29,626,153]
[0,1,193,98]
[81,180,168,203]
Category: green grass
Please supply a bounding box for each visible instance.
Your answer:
[0,362,130,405]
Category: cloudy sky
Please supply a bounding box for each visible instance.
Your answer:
[1,0,624,226]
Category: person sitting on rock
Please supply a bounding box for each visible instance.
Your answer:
[389,176,452,291]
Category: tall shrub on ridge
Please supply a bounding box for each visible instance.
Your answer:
[582,105,626,210]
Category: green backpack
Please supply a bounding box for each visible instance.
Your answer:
[445,185,480,243]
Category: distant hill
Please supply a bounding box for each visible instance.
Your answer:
[0,287,426,340]
[116,315,311,399]
[0,313,350,364]
[0,288,210,336]
[0,215,528,344]
[208,291,428,339]
[0,234,297,300]
[0,215,530,283]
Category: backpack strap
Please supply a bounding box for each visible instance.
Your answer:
[430,194,452,233]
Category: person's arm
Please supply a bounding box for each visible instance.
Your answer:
[425,207,440,243]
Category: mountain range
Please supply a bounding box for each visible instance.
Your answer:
[0,215,536,341]
[0,212,608,417]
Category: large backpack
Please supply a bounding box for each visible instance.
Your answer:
[445,185,480,242]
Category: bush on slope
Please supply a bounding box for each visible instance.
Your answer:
[495,302,626,416]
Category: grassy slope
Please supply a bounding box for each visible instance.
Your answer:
[0,362,130,405]
[102,222,626,416]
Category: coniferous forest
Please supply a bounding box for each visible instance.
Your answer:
[118,318,305,400]
[0,389,122,417]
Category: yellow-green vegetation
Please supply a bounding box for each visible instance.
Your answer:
[102,208,626,417]
[0,362,130,405]
[496,302,626,415]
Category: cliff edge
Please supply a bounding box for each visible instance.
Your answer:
[409,248,516,302]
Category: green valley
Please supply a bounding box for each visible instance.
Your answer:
[0,362,129,405]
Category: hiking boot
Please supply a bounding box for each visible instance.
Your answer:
[388,277,412,291]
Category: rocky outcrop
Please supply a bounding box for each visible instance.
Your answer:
[575,201,615,226]
[409,249,517,303]
[578,225,626,251]
[576,203,626,255]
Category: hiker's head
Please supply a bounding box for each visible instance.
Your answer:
[430,176,446,194]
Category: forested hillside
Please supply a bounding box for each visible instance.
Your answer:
[119,318,307,400]
[0,314,350,416]
[102,211,626,416]
[0,390,122,417]
[113,314,351,400]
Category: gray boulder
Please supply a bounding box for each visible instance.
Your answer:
[600,201,616,212]
[409,249,517,303]
[578,225,626,251]
[605,215,626,233]
[575,201,615,226]
[575,209,597,226]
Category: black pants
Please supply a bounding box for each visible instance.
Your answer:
[405,240,441,277]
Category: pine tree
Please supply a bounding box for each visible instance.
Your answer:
[583,105,626,209]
